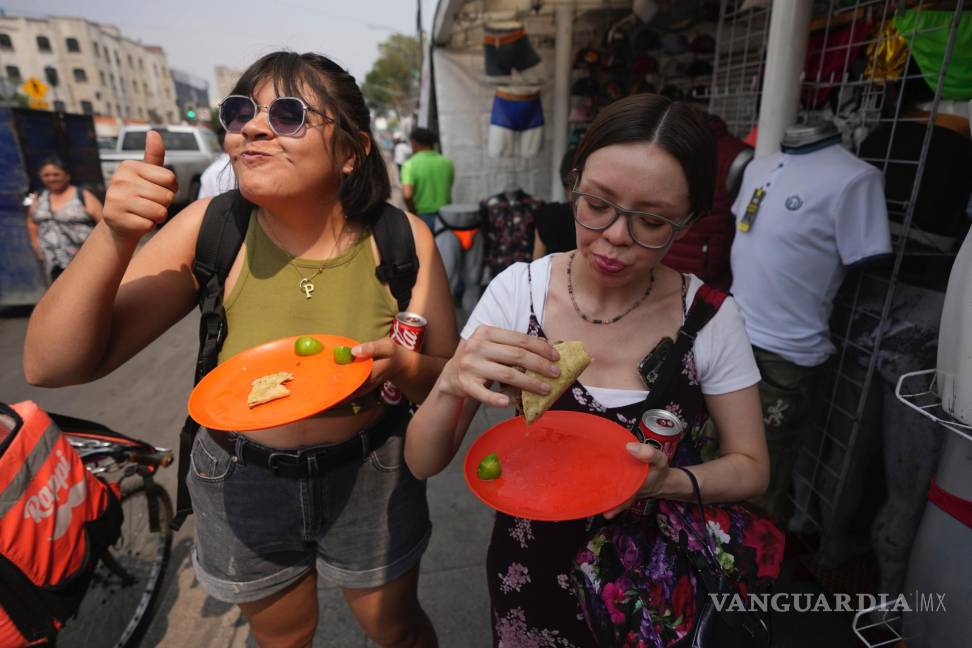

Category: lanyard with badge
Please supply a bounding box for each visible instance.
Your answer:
[738,160,786,233]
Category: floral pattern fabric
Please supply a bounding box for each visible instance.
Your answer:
[479,190,541,280]
[486,268,784,648]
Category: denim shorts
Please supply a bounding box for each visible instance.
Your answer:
[187,414,431,604]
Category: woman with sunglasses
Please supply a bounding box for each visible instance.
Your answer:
[405,94,777,645]
[24,51,456,647]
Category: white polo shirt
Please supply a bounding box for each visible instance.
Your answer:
[730,144,891,367]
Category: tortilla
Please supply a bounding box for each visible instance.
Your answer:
[522,341,592,424]
[247,371,295,408]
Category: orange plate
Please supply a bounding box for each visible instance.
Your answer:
[463,410,649,521]
[188,334,373,431]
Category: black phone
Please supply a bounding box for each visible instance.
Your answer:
[638,336,674,389]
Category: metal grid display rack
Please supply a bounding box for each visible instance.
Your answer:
[709,0,968,573]
[708,0,773,138]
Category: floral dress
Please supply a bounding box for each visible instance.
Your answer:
[487,268,784,648]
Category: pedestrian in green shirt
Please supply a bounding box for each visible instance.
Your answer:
[401,128,454,231]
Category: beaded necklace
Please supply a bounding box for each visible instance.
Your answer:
[566,251,655,325]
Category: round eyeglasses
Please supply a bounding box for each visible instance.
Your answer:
[570,180,692,250]
[218,95,331,137]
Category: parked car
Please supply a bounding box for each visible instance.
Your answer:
[100,125,220,210]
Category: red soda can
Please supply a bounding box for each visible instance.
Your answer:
[381,311,428,405]
[638,409,686,462]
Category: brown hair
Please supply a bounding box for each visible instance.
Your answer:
[571,94,716,218]
[230,51,389,223]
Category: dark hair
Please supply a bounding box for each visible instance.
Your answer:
[38,156,69,174]
[230,51,389,222]
[409,127,435,148]
[572,93,716,218]
[559,147,577,187]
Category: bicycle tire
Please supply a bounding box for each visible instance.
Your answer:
[58,482,173,648]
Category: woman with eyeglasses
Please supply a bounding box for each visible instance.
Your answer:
[405,94,777,645]
[24,51,456,647]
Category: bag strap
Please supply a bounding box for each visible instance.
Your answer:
[373,203,419,312]
[641,281,729,412]
[171,190,251,530]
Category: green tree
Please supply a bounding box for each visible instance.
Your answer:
[361,33,420,120]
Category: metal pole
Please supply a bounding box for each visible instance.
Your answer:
[754,0,811,157]
[550,0,573,201]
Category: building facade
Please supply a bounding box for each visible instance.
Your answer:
[0,13,179,123]
[214,65,244,103]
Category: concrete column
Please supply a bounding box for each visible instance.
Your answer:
[755,0,812,157]
[550,0,573,201]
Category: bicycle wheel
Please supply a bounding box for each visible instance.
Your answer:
[59,482,173,648]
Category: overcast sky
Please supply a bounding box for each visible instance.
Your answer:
[1,0,437,99]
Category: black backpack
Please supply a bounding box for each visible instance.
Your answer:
[171,190,419,530]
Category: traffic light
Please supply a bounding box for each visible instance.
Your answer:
[185,103,196,121]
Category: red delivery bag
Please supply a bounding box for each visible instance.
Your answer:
[0,401,122,646]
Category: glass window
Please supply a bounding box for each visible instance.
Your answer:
[5,65,20,82]
[93,42,99,56]
[0,34,12,51]
[109,73,115,88]
[81,100,93,114]
[132,79,138,92]
[114,50,120,64]
[66,37,80,53]
[36,35,51,52]
[99,71,105,85]
[142,81,148,94]
[53,100,66,111]
[127,54,133,68]
[73,68,87,83]
[122,129,200,151]
[138,58,143,70]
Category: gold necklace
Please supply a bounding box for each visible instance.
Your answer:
[291,263,327,299]
[259,211,339,300]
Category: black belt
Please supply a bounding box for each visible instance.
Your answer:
[209,407,407,479]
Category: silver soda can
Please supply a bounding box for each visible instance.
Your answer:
[638,409,686,462]
[381,312,428,405]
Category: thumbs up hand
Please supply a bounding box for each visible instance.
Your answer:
[102,130,179,239]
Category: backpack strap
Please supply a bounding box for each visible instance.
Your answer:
[641,280,729,412]
[373,203,419,312]
[171,190,251,530]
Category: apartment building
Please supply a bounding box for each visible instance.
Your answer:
[214,65,245,103]
[0,13,180,123]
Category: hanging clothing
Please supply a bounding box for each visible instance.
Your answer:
[488,88,544,159]
[31,187,95,279]
[479,190,541,279]
[893,10,972,101]
[460,257,774,647]
[483,22,541,77]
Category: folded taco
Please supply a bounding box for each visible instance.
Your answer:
[522,340,592,424]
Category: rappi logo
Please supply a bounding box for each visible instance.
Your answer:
[22,449,88,540]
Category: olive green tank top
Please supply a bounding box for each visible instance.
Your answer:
[218,212,398,364]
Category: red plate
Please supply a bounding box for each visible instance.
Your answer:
[463,410,648,521]
[187,334,373,431]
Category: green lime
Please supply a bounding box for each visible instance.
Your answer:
[477,452,502,480]
[333,346,354,365]
[294,336,324,356]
